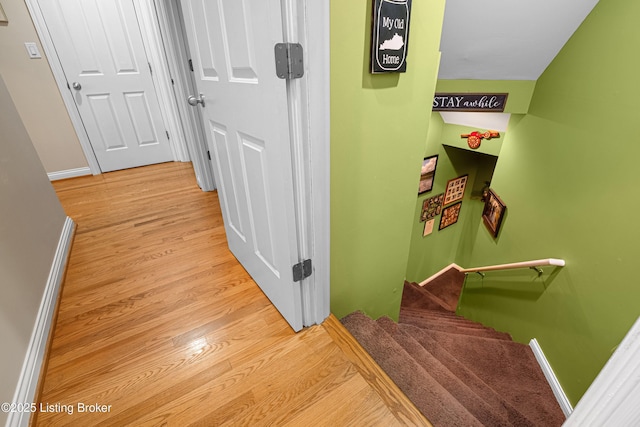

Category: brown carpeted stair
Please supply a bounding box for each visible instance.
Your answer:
[341,271,565,426]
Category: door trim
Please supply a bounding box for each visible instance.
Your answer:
[281,0,331,326]
[153,0,216,191]
[26,0,190,174]
[134,0,190,163]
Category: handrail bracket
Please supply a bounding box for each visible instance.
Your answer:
[530,266,543,276]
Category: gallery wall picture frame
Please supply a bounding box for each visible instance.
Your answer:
[423,219,435,236]
[482,189,506,238]
[0,3,7,23]
[439,201,462,230]
[443,174,468,205]
[420,193,444,222]
[418,154,438,195]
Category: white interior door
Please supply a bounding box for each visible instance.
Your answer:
[37,0,173,172]
[180,0,303,331]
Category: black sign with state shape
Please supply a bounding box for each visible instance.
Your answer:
[371,0,412,73]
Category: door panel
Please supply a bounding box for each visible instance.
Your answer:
[181,0,303,330]
[38,0,173,172]
[218,0,258,82]
[210,122,246,241]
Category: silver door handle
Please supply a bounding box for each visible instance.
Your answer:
[187,93,205,107]
[72,82,81,90]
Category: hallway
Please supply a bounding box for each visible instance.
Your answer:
[35,162,426,426]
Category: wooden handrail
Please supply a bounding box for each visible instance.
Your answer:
[459,258,565,275]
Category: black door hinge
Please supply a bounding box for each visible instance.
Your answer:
[188,59,194,72]
[292,259,312,282]
[207,150,211,160]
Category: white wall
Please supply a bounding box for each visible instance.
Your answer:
[0,74,67,425]
[0,0,87,174]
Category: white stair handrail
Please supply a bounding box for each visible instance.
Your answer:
[459,258,565,275]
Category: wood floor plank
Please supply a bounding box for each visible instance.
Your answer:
[34,163,428,426]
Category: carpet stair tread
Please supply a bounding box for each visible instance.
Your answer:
[339,267,565,427]
[377,316,514,427]
[419,269,466,311]
[401,282,450,312]
[399,311,513,341]
[340,311,484,427]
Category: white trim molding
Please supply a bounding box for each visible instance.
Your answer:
[47,167,91,181]
[529,338,573,418]
[134,0,190,163]
[564,316,640,426]
[283,0,330,326]
[6,217,75,427]
[418,263,462,287]
[154,0,216,191]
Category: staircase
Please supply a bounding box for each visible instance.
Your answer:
[341,268,565,427]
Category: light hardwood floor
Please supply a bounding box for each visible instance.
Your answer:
[35,162,430,426]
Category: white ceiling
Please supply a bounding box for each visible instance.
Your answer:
[440,112,511,131]
[438,0,600,80]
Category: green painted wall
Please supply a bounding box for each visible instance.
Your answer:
[330,0,445,320]
[457,0,640,405]
[405,113,497,282]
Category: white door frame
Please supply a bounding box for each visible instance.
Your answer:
[25,0,191,175]
[153,0,216,191]
[281,0,331,325]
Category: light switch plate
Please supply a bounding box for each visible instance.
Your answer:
[24,42,42,59]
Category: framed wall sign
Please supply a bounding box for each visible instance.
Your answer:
[482,189,506,238]
[439,202,462,230]
[418,155,438,195]
[443,174,468,205]
[433,93,508,112]
[420,193,444,222]
[423,219,435,236]
[371,0,412,73]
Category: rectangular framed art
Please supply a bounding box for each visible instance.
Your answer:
[482,189,506,238]
[423,219,435,236]
[420,193,444,222]
[418,155,438,195]
[439,202,462,230]
[443,174,468,205]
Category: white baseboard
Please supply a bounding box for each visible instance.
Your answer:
[418,263,462,287]
[6,217,75,427]
[529,338,573,418]
[48,167,92,181]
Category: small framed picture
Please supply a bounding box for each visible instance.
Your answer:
[423,219,435,236]
[418,155,438,195]
[439,202,462,230]
[444,174,468,205]
[482,189,506,238]
[420,193,444,222]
